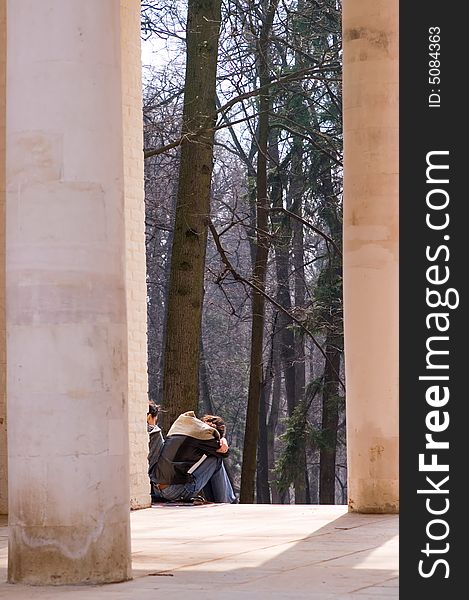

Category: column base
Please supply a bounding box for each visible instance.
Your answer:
[348,479,399,514]
[7,523,132,585]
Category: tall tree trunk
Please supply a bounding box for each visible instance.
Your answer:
[269,131,307,504]
[319,334,341,503]
[270,135,296,419]
[291,154,306,405]
[289,2,310,502]
[267,314,287,504]
[289,146,308,503]
[256,379,272,503]
[318,162,343,504]
[240,1,278,503]
[256,317,277,504]
[162,0,222,432]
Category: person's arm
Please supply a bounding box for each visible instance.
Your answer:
[217,437,229,454]
[194,437,230,458]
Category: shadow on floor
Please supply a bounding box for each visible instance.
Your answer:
[0,506,398,599]
[129,508,398,599]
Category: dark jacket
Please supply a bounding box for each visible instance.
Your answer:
[148,424,164,475]
[150,411,224,485]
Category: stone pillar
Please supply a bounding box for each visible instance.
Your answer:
[6,0,131,583]
[342,0,399,513]
[120,0,150,511]
[0,0,6,516]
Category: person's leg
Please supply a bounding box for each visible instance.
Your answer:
[202,480,215,502]
[151,482,167,503]
[183,455,224,499]
[208,461,237,503]
[158,483,187,501]
[159,456,223,501]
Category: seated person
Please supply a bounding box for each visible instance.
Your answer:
[201,414,226,437]
[200,414,234,503]
[147,401,165,503]
[150,410,236,504]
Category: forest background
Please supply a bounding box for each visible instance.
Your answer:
[140,0,344,505]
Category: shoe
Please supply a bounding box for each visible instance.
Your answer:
[231,497,239,504]
[179,494,213,505]
[191,495,214,505]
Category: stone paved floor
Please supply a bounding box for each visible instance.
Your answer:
[0,504,398,599]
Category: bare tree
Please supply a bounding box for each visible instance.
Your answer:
[162,0,222,430]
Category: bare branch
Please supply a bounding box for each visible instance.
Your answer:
[144,65,340,159]
[208,220,345,391]
[270,207,342,257]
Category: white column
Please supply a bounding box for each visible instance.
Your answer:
[0,0,7,516]
[343,0,399,513]
[6,0,131,583]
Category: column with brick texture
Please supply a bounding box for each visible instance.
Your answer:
[6,0,131,583]
[120,1,150,510]
[343,0,399,513]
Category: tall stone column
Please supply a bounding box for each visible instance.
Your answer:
[342,0,399,513]
[0,0,6,517]
[120,0,150,511]
[6,0,131,583]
